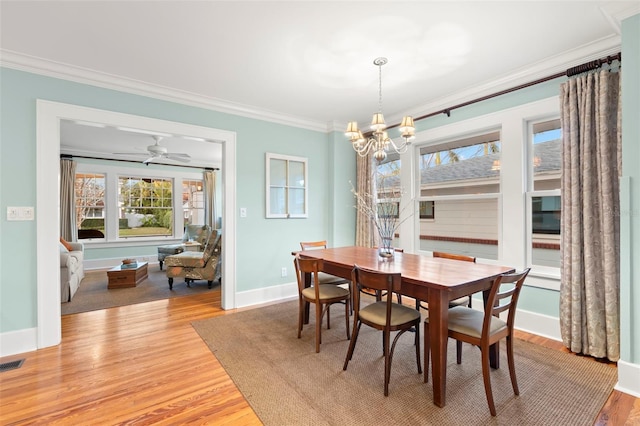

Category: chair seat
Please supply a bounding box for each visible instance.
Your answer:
[449,296,470,307]
[301,284,350,301]
[359,301,421,327]
[444,306,507,338]
[316,272,348,285]
[165,251,205,268]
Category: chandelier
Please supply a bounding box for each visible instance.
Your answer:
[345,57,415,162]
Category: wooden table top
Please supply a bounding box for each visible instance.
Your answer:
[297,246,514,291]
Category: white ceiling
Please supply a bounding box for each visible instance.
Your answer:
[1,1,637,165]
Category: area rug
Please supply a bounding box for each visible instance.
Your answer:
[192,300,617,426]
[62,267,219,315]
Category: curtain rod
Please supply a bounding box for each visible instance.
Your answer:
[386,52,621,129]
[60,154,218,171]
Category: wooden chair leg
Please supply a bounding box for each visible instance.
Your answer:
[456,340,463,364]
[481,346,497,416]
[506,335,519,395]
[326,304,331,329]
[414,321,422,374]
[343,322,361,369]
[383,329,391,396]
[315,301,322,353]
[344,299,351,340]
[297,298,304,339]
[424,321,430,383]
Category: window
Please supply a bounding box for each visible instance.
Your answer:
[532,196,560,234]
[419,201,434,219]
[183,179,204,225]
[527,118,562,269]
[266,153,308,218]
[118,176,173,237]
[417,131,501,259]
[75,173,106,238]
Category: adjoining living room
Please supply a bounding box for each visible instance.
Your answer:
[58,118,225,315]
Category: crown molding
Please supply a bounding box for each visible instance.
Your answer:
[0,49,328,133]
[600,2,640,34]
[397,34,622,125]
[0,30,627,135]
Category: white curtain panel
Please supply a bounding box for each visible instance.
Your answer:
[559,69,621,361]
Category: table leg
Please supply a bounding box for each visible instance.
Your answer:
[483,284,500,369]
[428,288,449,407]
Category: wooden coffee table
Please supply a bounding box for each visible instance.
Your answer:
[107,262,148,289]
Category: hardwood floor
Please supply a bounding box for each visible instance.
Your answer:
[1,292,638,425]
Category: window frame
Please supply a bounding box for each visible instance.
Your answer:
[405,96,561,291]
[265,152,308,219]
[75,161,204,246]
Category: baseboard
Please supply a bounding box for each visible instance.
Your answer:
[513,308,562,341]
[615,359,640,397]
[0,327,37,357]
[84,256,159,271]
[235,281,298,308]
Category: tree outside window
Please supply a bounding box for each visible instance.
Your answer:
[119,176,173,237]
[75,172,105,234]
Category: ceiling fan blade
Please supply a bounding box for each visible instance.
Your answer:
[168,153,190,158]
[142,156,156,164]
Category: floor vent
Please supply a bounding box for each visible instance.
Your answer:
[0,359,24,372]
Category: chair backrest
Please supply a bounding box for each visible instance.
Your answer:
[433,251,476,263]
[300,240,328,251]
[351,265,402,324]
[293,255,322,297]
[482,268,531,336]
[201,229,221,263]
[182,224,210,245]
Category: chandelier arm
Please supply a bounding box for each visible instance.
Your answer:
[387,137,409,154]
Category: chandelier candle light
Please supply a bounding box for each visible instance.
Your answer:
[345,57,416,162]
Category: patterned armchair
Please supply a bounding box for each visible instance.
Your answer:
[157,224,210,270]
[165,229,222,289]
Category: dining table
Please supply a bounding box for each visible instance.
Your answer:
[294,246,515,408]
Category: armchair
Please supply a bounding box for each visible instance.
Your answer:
[165,229,222,289]
[157,224,210,270]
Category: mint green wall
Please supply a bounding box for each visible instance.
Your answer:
[0,67,356,333]
[620,14,640,364]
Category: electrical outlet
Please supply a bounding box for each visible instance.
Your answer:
[281,267,287,277]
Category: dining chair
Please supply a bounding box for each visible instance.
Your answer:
[300,240,352,313]
[343,265,422,396]
[416,251,477,361]
[423,268,531,416]
[293,255,351,353]
[366,247,404,304]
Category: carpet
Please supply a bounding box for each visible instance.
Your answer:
[62,266,219,315]
[192,300,617,426]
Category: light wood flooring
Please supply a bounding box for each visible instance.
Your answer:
[1,291,638,425]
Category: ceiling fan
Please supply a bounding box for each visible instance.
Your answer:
[113,135,191,165]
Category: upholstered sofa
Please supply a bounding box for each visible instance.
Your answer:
[60,241,85,302]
